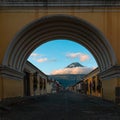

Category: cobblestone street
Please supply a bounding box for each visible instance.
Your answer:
[1,91,120,120]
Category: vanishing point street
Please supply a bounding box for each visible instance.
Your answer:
[0,91,120,120]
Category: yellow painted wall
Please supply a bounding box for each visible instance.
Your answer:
[2,77,23,99]
[0,77,3,101]
[35,78,40,95]
[29,74,48,96]
[85,77,102,97]
[0,8,120,101]
[46,83,52,94]
[86,78,92,95]
[29,74,41,96]
[84,69,102,97]
[0,8,120,64]
[102,78,120,102]
[40,80,47,95]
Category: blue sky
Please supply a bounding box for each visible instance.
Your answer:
[28,39,98,75]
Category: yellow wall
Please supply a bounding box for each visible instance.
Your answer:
[84,69,102,97]
[46,82,52,94]
[86,78,92,95]
[0,77,23,99]
[29,74,41,96]
[102,78,120,102]
[29,73,34,96]
[0,77,3,100]
[0,8,120,64]
[29,75,47,96]
[0,8,120,102]
[86,78,100,96]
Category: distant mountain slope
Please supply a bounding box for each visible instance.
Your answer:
[49,74,85,81]
[49,62,86,88]
[49,74,85,88]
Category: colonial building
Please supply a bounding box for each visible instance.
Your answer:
[83,68,102,97]
[24,61,62,96]
[46,79,54,94]
[69,68,102,97]
[24,61,48,96]
[69,80,84,93]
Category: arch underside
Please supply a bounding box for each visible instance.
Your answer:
[3,15,117,73]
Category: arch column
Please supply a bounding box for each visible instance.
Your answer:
[0,65,24,80]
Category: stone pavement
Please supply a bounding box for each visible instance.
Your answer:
[0,91,120,120]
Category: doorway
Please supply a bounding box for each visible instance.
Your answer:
[24,72,30,96]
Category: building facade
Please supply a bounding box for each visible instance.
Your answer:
[0,0,120,103]
[69,68,102,97]
[24,61,48,96]
[83,68,102,97]
[24,61,62,97]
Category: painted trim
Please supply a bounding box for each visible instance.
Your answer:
[0,1,120,7]
[99,65,120,80]
[24,61,48,78]
[83,68,99,79]
[0,65,24,80]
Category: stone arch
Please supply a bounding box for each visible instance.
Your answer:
[2,15,117,75]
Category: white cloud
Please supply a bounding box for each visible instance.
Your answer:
[37,58,57,63]
[51,67,94,75]
[37,58,48,63]
[66,52,90,62]
[30,53,42,57]
[30,52,57,63]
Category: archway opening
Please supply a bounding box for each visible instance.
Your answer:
[28,39,98,75]
[3,15,116,76]
[28,39,98,88]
